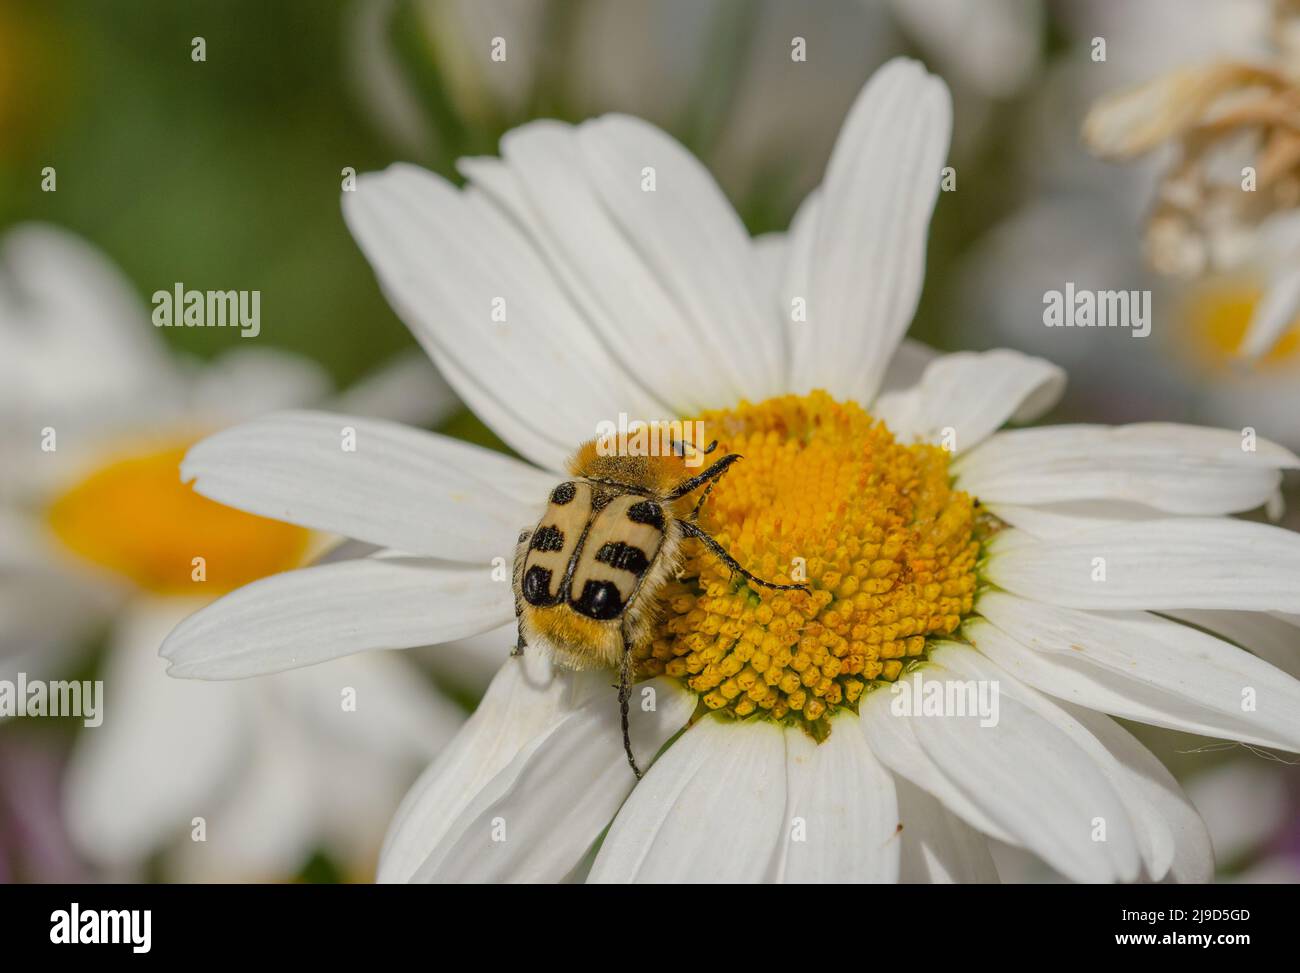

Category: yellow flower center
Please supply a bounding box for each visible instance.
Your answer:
[46,440,310,596]
[639,392,980,739]
[1184,279,1300,369]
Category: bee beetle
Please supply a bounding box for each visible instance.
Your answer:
[511,436,806,779]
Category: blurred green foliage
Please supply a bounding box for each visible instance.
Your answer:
[16,0,1277,446]
[2,0,418,387]
[1,0,1037,395]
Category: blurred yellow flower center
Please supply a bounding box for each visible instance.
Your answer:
[639,392,980,739]
[46,441,310,596]
[1188,281,1300,368]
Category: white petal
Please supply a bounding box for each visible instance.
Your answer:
[954,424,1298,515]
[64,600,247,868]
[879,338,941,395]
[888,0,1042,97]
[900,655,1141,882]
[858,688,1014,844]
[1167,609,1300,681]
[1240,263,1300,360]
[461,130,720,415]
[0,224,174,416]
[427,0,546,120]
[589,718,787,883]
[753,232,787,299]
[789,58,952,403]
[779,186,818,360]
[779,202,945,400]
[413,678,695,882]
[985,519,1300,614]
[415,622,517,697]
[987,841,1067,883]
[819,335,942,440]
[773,722,901,883]
[181,410,550,561]
[163,697,320,882]
[378,651,572,883]
[329,350,460,428]
[936,645,1205,882]
[874,348,1065,452]
[343,161,650,468]
[577,114,784,401]
[312,742,416,878]
[982,500,1167,540]
[1062,704,1213,883]
[0,549,118,681]
[161,557,512,678]
[347,0,438,159]
[970,594,1300,751]
[895,777,998,883]
[186,347,332,422]
[273,649,466,764]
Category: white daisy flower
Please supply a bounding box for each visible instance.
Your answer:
[162,58,1300,884]
[0,224,474,881]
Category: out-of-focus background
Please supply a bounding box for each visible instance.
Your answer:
[1,0,1297,882]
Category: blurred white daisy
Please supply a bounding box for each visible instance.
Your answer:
[0,224,474,881]
[960,200,1300,444]
[163,59,1300,884]
[965,0,1300,442]
[1183,759,1299,880]
[0,735,89,883]
[1081,0,1300,358]
[350,0,1042,211]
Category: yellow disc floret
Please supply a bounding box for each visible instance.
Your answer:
[47,440,311,596]
[638,391,980,740]
[1182,277,1300,370]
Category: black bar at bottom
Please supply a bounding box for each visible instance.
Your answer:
[0,882,1281,958]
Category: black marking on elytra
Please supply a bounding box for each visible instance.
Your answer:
[522,565,556,606]
[595,541,650,577]
[626,500,664,530]
[550,481,577,505]
[591,491,613,512]
[571,579,624,620]
[530,525,565,552]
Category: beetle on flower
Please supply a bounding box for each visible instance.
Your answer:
[162,58,1300,884]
